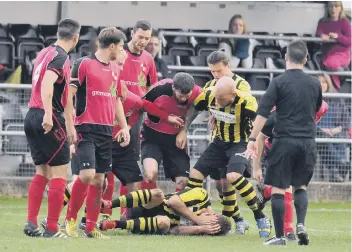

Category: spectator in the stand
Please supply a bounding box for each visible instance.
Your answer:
[316,1,351,89]
[219,14,253,69]
[145,31,172,80]
[317,73,351,182]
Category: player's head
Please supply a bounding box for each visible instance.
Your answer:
[172,72,195,105]
[213,215,232,236]
[98,27,127,61]
[57,18,81,51]
[145,30,160,58]
[285,40,308,67]
[131,20,152,52]
[207,50,232,80]
[214,76,237,108]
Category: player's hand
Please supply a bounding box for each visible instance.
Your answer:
[321,34,330,42]
[42,112,53,134]
[200,223,221,235]
[253,163,263,183]
[66,124,77,145]
[115,127,130,147]
[329,32,338,39]
[196,213,218,226]
[176,128,187,149]
[168,115,184,128]
[244,141,258,159]
[203,115,215,130]
[69,144,76,160]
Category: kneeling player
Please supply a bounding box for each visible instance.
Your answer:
[253,101,328,242]
[99,187,231,236]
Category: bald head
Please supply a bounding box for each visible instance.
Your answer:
[214,76,236,107]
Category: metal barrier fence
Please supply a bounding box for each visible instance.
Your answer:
[0,85,350,199]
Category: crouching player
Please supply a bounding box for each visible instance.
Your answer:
[253,101,329,241]
[99,187,231,236]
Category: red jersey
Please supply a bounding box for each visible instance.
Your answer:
[119,44,158,97]
[113,91,169,137]
[71,55,122,136]
[144,79,202,135]
[28,45,71,113]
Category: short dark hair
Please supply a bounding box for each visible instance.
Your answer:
[151,29,158,38]
[207,50,231,65]
[287,40,308,64]
[57,18,80,40]
[214,215,231,236]
[133,20,152,32]
[98,27,127,49]
[173,72,195,94]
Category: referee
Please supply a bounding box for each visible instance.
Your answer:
[246,40,322,246]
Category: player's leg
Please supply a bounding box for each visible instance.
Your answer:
[162,146,190,191]
[141,141,163,184]
[226,143,271,238]
[262,138,296,245]
[65,135,95,237]
[101,172,115,216]
[292,138,316,246]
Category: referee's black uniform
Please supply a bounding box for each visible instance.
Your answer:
[257,69,322,189]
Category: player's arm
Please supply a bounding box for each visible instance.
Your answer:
[169,225,219,236]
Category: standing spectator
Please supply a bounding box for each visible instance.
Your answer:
[145,31,172,80]
[316,1,351,89]
[316,73,351,182]
[219,14,253,69]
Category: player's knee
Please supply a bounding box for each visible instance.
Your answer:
[175,177,188,190]
[189,168,205,181]
[286,186,293,194]
[226,172,241,183]
[156,216,170,233]
[79,169,95,184]
[151,188,164,201]
[293,186,306,193]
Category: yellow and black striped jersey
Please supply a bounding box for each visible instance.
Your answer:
[162,187,211,227]
[193,87,258,143]
[203,74,251,93]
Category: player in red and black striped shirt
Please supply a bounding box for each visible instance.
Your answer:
[24,19,80,239]
[64,27,129,239]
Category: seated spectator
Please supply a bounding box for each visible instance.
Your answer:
[219,14,253,69]
[145,31,172,80]
[317,73,351,182]
[316,1,351,89]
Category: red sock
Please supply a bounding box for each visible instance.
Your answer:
[120,184,128,219]
[66,177,88,221]
[141,180,157,189]
[284,192,294,234]
[175,188,182,192]
[85,185,103,233]
[46,178,66,232]
[27,174,49,226]
[264,185,272,199]
[102,173,115,216]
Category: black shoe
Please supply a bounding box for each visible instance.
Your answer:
[296,223,309,245]
[256,184,270,210]
[42,229,68,238]
[24,221,43,237]
[263,236,287,246]
[285,232,297,241]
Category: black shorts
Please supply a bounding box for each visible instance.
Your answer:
[141,125,190,181]
[194,138,251,179]
[265,137,316,189]
[24,108,69,167]
[111,141,143,186]
[72,132,112,174]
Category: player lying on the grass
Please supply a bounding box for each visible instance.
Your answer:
[253,101,329,241]
[99,187,231,236]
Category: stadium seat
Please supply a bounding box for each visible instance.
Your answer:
[7,24,44,61]
[251,75,271,91]
[168,44,195,57]
[189,29,218,45]
[179,56,207,66]
[313,51,323,70]
[77,26,97,56]
[253,45,283,63]
[0,24,15,70]
[190,73,212,87]
[37,24,58,46]
[159,28,188,45]
[249,31,274,46]
[161,55,177,65]
[196,45,218,58]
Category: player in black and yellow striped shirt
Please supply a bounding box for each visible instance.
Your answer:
[99,187,230,236]
[180,76,271,238]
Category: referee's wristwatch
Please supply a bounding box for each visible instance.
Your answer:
[248,137,256,142]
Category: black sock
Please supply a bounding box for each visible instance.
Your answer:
[271,194,285,238]
[294,189,308,225]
